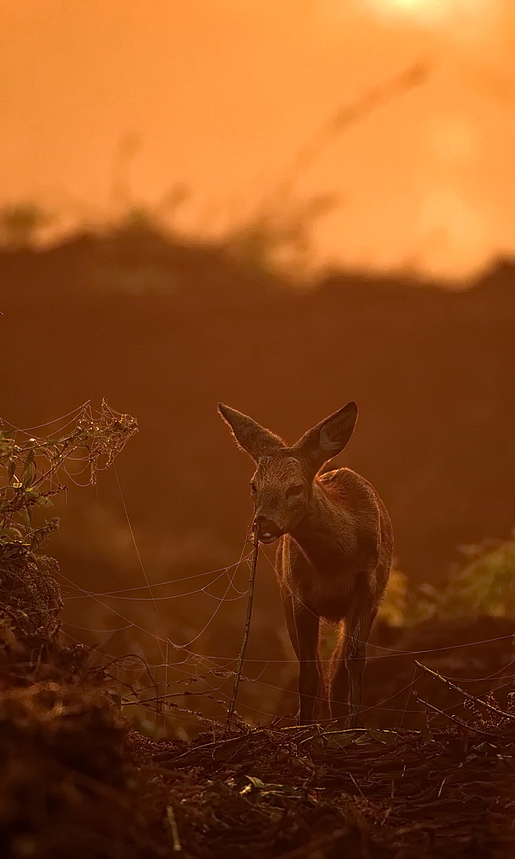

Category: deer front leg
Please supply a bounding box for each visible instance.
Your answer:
[292,603,322,724]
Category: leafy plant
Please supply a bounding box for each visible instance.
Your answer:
[440,536,515,617]
[377,568,410,627]
[378,533,515,628]
[0,401,138,635]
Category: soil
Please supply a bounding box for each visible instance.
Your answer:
[1,618,515,858]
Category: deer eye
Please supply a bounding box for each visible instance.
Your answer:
[250,482,257,494]
[287,484,304,497]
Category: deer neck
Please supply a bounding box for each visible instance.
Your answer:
[289,480,354,573]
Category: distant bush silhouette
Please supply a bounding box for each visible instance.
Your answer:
[0,202,52,248]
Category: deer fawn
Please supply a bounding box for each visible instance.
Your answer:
[218,402,393,727]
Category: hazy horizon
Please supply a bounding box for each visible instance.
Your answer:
[2,0,515,280]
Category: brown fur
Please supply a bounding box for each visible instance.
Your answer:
[218,402,394,726]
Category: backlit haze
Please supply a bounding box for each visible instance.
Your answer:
[2,0,515,281]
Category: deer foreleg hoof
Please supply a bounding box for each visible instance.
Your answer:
[347,710,364,729]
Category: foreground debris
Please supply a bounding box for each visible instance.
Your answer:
[1,628,515,858]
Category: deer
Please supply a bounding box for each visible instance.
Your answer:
[218,401,394,727]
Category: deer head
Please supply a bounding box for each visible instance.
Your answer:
[218,402,358,543]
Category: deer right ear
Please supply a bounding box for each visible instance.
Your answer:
[218,403,285,462]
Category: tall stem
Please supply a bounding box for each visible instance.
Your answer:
[225,531,260,730]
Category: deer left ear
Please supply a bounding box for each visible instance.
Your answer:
[294,402,358,475]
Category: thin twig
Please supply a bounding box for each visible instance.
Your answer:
[298,726,416,746]
[415,695,492,737]
[256,59,432,216]
[348,771,366,799]
[225,531,259,730]
[166,805,182,853]
[414,659,515,722]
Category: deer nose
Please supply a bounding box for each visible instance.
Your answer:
[254,515,282,544]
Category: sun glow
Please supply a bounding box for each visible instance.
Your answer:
[430,118,474,162]
[362,0,496,30]
[417,188,488,277]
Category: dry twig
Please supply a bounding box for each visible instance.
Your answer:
[414,659,515,722]
[415,694,492,738]
[225,531,259,730]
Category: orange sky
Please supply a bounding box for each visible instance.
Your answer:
[1,0,515,280]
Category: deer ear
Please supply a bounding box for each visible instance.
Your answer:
[294,402,358,475]
[218,403,286,463]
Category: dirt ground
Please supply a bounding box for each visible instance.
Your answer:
[2,615,515,859]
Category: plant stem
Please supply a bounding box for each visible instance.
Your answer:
[225,531,260,730]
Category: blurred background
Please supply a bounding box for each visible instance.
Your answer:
[1,0,515,733]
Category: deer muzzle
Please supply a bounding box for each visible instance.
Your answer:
[253,515,283,544]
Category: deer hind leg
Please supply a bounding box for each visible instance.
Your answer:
[281,591,323,724]
[344,600,377,728]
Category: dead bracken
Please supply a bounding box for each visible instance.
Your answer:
[2,626,515,858]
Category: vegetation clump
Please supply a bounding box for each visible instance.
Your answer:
[0,401,138,637]
[379,535,515,629]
